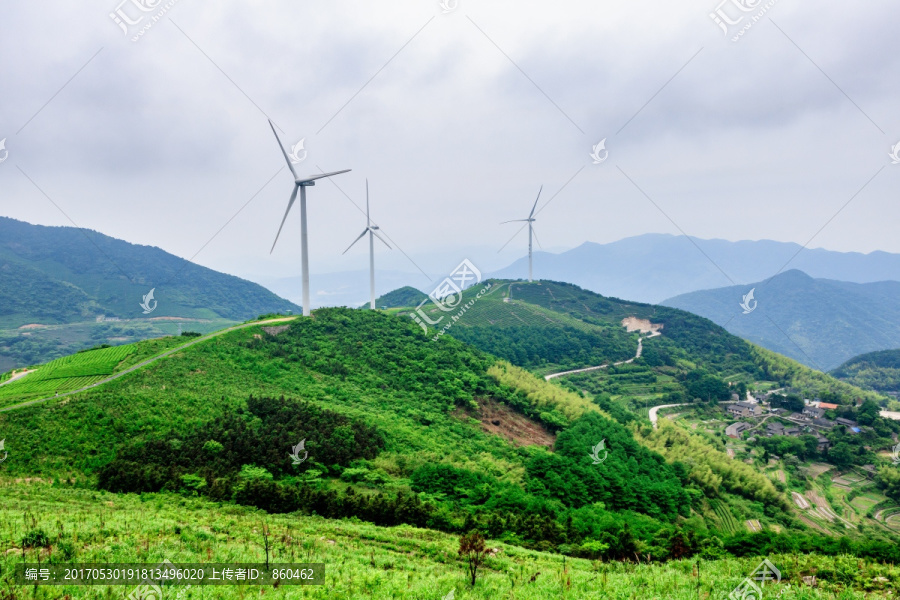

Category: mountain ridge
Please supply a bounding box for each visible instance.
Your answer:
[490,233,900,303]
[662,269,900,371]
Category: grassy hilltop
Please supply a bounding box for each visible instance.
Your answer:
[3,281,900,597]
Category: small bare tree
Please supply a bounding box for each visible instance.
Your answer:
[458,530,488,587]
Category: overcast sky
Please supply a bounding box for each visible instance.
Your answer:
[1,0,898,289]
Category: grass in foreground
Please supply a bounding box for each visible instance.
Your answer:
[2,482,899,599]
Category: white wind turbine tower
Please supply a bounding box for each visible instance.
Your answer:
[501,186,543,283]
[267,119,351,317]
[342,180,391,310]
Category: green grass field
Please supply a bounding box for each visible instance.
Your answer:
[3,482,899,599]
[0,336,188,407]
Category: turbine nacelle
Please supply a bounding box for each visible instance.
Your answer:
[293,169,352,188]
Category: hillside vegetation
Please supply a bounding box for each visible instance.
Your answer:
[832,349,900,394]
[3,280,900,593]
[1,306,876,564]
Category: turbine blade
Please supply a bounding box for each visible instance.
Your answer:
[366,179,370,226]
[531,226,544,250]
[371,228,392,249]
[342,229,369,254]
[297,169,352,184]
[500,219,529,224]
[529,185,543,219]
[268,119,298,180]
[270,184,299,253]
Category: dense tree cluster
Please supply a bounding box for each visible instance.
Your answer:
[98,395,384,493]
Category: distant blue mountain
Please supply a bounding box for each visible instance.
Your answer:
[662,270,900,371]
[490,233,900,304]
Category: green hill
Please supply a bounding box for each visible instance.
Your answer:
[0,216,300,370]
[403,279,882,406]
[4,292,900,570]
[374,285,428,308]
[832,349,900,395]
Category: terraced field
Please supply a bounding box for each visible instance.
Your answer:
[710,499,740,533]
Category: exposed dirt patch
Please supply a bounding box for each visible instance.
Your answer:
[477,399,555,448]
[17,324,46,330]
[621,317,663,335]
[262,325,291,336]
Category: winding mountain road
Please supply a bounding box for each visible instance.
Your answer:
[544,336,650,381]
[0,317,297,414]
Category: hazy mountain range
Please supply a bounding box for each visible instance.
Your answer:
[490,234,900,304]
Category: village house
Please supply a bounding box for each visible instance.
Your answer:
[726,422,751,438]
[812,417,835,429]
[818,402,839,411]
[802,406,825,420]
[727,401,761,418]
[816,436,831,452]
[835,417,858,428]
[765,422,785,437]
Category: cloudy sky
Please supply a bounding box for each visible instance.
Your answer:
[1,0,898,291]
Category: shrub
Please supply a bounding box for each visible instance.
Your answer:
[22,529,50,548]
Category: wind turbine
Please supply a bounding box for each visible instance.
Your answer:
[501,186,543,283]
[342,180,391,309]
[268,119,351,316]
